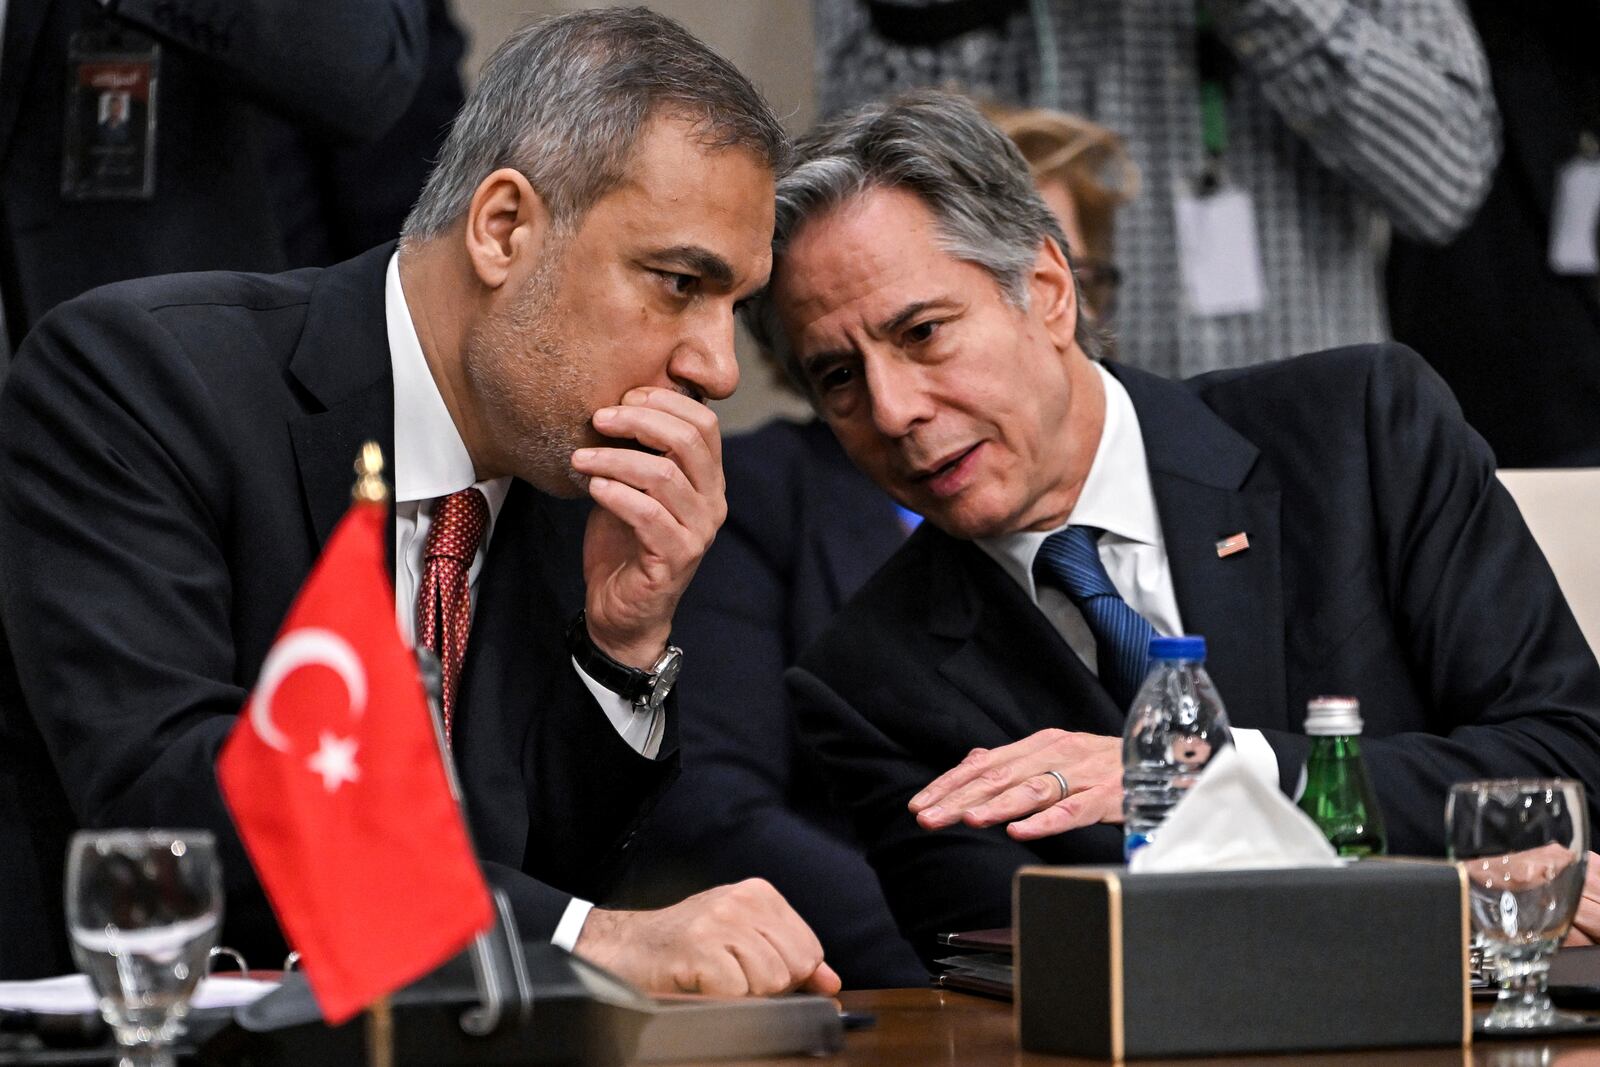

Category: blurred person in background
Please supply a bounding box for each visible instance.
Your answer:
[811,0,1499,379]
[621,102,1135,988]
[260,0,469,268]
[984,104,1139,333]
[0,1,430,372]
[1386,0,1600,468]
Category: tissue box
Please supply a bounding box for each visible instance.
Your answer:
[1014,859,1470,1059]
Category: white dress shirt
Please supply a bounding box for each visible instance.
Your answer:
[385,253,664,948]
[975,363,1280,788]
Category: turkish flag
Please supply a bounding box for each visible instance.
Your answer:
[218,499,493,1025]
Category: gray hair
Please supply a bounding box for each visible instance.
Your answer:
[746,90,1106,390]
[402,7,789,240]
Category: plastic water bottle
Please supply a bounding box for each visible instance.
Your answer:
[1121,634,1233,860]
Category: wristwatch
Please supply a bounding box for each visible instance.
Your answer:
[564,611,682,713]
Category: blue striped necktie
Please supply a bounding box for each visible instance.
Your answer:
[1033,525,1156,710]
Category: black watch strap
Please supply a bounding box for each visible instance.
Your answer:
[564,611,654,703]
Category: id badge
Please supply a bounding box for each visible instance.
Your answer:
[1174,181,1266,317]
[1549,141,1600,276]
[61,24,160,201]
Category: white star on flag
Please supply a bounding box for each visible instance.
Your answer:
[306,732,361,793]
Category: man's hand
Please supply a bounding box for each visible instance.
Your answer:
[908,728,1123,841]
[1563,851,1600,946]
[1463,844,1597,948]
[571,387,726,669]
[574,879,842,996]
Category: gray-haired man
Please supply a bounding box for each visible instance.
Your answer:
[0,8,838,996]
[752,91,1600,963]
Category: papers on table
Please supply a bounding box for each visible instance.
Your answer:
[0,973,277,1014]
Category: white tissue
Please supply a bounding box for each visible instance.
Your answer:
[1128,743,1340,873]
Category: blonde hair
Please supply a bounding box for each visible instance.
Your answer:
[982,104,1138,272]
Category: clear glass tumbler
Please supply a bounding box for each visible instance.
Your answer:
[1446,779,1587,1030]
[65,829,222,1066]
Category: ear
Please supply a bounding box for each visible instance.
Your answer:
[463,168,554,291]
[1029,235,1079,351]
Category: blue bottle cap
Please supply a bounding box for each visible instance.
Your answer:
[1149,634,1206,660]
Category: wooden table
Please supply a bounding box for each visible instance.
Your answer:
[659,988,1600,1066]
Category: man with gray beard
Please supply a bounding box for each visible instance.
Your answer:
[0,8,841,997]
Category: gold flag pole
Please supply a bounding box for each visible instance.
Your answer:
[356,442,395,1067]
[349,440,516,1046]
[366,995,394,1067]
[354,441,390,506]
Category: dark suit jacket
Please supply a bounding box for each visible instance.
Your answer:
[790,345,1600,963]
[0,0,428,351]
[623,418,927,987]
[0,244,675,978]
[1386,0,1600,467]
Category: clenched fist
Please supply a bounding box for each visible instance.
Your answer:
[575,879,842,996]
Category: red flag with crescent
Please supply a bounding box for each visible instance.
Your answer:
[217,499,492,1025]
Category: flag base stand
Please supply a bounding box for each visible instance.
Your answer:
[197,886,845,1064]
[199,932,651,1066]
[458,887,536,1037]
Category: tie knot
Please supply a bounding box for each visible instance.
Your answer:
[1035,525,1115,603]
[423,488,489,565]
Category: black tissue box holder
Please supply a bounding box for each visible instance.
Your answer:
[1014,859,1470,1059]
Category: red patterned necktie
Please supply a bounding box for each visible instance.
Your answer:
[415,487,488,746]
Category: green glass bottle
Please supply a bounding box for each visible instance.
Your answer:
[1297,696,1387,858]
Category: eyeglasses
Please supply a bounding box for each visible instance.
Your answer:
[1076,258,1123,321]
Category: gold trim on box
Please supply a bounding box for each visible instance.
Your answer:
[1015,866,1126,1060]
[1106,872,1125,1062]
[1453,861,1472,1047]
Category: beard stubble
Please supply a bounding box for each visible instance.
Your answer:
[461,247,597,497]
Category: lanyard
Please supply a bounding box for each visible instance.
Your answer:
[1194,5,1235,190]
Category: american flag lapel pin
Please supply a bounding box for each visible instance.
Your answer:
[1215,532,1250,558]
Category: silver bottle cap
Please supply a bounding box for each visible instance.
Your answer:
[1305,696,1363,736]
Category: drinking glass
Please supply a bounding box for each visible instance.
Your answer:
[66,829,222,1066]
[1447,779,1587,1030]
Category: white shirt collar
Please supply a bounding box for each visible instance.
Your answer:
[976,363,1164,600]
[385,253,510,513]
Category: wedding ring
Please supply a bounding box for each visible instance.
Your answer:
[1045,769,1070,802]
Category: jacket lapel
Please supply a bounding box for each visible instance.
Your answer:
[806,424,907,606]
[1112,364,1288,732]
[452,485,589,866]
[924,528,1126,741]
[285,245,398,556]
[451,482,556,864]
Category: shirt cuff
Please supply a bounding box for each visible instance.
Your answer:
[551,897,594,952]
[1231,728,1283,791]
[572,657,667,759]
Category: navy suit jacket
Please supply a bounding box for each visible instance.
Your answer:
[790,345,1600,962]
[0,245,675,978]
[623,418,927,987]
